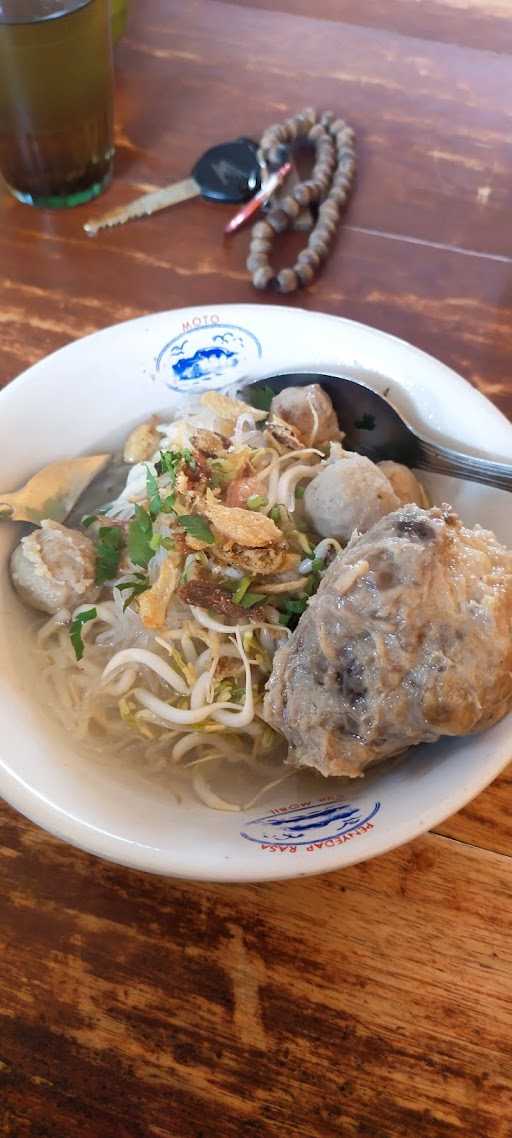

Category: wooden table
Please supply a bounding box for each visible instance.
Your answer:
[1,2,512,1135]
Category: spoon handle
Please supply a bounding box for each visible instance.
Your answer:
[416,439,512,492]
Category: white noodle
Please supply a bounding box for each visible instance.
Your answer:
[243,770,296,810]
[37,609,70,644]
[104,667,137,697]
[233,411,259,448]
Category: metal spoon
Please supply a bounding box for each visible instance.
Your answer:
[0,454,111,524]
[250,372,512,492]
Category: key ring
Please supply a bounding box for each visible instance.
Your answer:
[247,107,356,293]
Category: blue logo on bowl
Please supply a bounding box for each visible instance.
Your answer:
[241,799,381,847]
[156,323,262,392]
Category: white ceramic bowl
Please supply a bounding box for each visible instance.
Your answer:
[1,304,511,882]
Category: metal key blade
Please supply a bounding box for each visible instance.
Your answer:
[84,177,199,235]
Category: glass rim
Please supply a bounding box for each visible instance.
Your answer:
[0,0,91,25]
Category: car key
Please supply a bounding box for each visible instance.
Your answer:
[84,137,262,236]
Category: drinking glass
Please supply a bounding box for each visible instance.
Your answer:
[111,0,128,42]
[0,0,114,208]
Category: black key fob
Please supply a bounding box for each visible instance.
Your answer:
[192,137,261,203]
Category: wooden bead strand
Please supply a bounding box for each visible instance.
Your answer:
[247,108,356,293]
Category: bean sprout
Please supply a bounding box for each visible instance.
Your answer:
[193,770,242,812]
[314,537,342,559]
[306,391,320,446]
[190,670,214,709]
[276,463,320,512]
[190,606,289,638]
[133,687,242,725]
[260,578,309,595]
[102,648,189,695]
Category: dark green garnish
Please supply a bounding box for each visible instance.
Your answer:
[160,492,176,514]
[284,596,309,615]
[246,494,268,511]
[81,514,97,528]
[233,576,251,604]
[303,575,318,598]
[277,593,310,630]
[240,591,267,608]
[116,575,150,611]
[247,384,274,412]
[145,465,162,519]
[94,526,124,585]
[70,607,97,661]
[270,506,281,523]
[127,505,154,567]
[178,515,214,544]
[295,486,305,500]
[149,533,175,552]
[182,448,197,471]
[155,449,182,481]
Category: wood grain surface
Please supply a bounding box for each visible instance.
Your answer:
[1,2,512,1136]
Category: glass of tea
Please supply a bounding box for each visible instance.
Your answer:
[0,0,114,208]
[111,0,128,42]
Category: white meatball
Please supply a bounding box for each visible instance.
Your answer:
[378,461,429,508]
[10,519,97,614]
[270,384,342,446]
[304,453,399,541]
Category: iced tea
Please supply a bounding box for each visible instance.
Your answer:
[0,0,114,207]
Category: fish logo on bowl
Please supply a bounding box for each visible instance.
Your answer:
[156,323,263,392]
[241,799,381,847]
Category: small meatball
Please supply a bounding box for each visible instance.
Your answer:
[123,419,160,464]
[270,384,342,446]
[304,453,399,541]
[379,461,429,508]
[10,519,97,614]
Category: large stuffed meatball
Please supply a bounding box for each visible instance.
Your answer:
[264,505,512,777]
